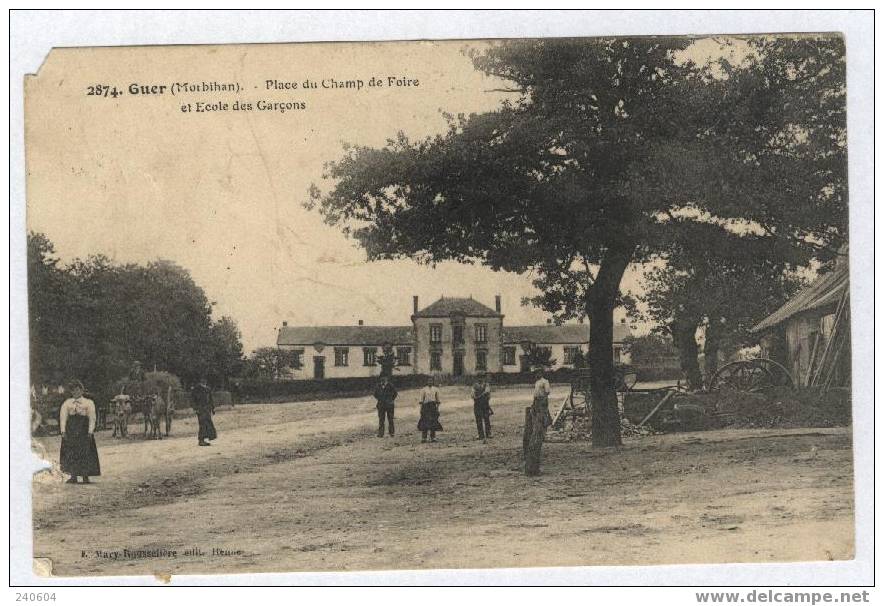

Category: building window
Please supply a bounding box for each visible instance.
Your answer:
[396,347,411,366]
[613,346,621,364]
[502,346,516,366]
[430,350,442,371]
[363,347,377,367]
[453,324,464,344]
[430,324,442,343]
[334,347,349,367]
[290,349,304,369]
[475,324,487,343]
[476,350,487,372]
[564,346,580,365]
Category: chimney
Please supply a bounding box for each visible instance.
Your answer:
[282,321,288,327]
[358,319,364,326]
[413,295,419,314]
[495,295,501,313]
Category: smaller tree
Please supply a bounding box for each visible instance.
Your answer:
[622,334,681,381]
[248,347,289,380]
[376,344,398,378]
[572,348,589,370]
[632,225,807,389]
[522,343,557,372]
[207,316,245,387]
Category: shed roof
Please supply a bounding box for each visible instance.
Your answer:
[751,260,849,333]
[413,296,501,318]
[277,325,413,347]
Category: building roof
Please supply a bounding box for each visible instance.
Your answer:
[413,296,501,318]
[502,322,632,345]
[277,325,413,347]
[751,259,849,333]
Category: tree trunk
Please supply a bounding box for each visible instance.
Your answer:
[588,245,634,448]
[522,404,546,476]
[703,320,721,387]
[673,319,702,391]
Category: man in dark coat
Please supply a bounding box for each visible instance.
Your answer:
[129,360,146,383]
[191,377,216,446]
[471,373,493,442]
[373,376,397,437]
[128,360,146,398]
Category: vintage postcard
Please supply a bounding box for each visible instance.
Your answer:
[23,32,858,581]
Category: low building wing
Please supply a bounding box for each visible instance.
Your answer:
[502,321,632,345]
[277,325,413,347]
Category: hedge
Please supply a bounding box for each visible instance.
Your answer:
[632,365,683,382]
[235,368,599,403]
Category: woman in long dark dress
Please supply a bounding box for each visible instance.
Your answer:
[417,376,443,443]
[59,380,101,484]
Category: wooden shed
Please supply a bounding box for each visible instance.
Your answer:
[751,253,850,388]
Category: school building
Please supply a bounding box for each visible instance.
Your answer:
[276,295,632,380]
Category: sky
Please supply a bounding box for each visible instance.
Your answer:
[25,38,753,352]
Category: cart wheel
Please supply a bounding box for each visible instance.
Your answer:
[708,359,789,393]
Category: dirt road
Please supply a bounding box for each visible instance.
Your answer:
[32,385,854,578]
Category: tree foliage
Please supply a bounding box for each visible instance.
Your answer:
[623,334,679,365]
[27,232,244,394]
[243,347,300,380]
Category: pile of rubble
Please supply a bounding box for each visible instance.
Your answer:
[621,416,658,438]
[617,384,852,434]
[546,411,657,442]
[708,387,851,429]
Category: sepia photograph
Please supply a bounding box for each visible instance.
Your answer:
[11,9,874,588]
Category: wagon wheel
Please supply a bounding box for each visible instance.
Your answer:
[708,359,775,393]
[751,358,795,389]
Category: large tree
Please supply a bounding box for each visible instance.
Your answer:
[27,232,244,394]
[27,232,76,387]
[631,224,807,389]
[308,36,846,446]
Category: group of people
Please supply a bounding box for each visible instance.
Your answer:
[373,374,450,441]
[373,374,475,443]
[373,370,551,444]
[57,367,553,484]
[57,374,220,485]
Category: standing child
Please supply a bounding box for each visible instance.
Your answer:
[417,376,443,443]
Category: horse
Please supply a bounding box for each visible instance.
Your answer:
[143,394,169,440]
[140,386,175,439]
[110,394,133,438]
[163,385,175,436]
